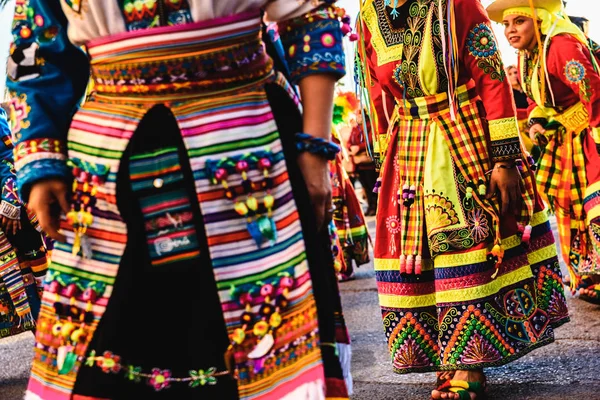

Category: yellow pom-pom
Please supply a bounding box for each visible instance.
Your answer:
[234,202,249,216]
[263,194,274,210]
[246,196,258,211]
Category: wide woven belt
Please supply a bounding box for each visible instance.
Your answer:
[552,102,589,134]
[86,11,273,96]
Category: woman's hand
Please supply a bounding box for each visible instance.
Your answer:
[486,162,522,216]
[528,123,548,146]
[28,179,71,242]
[1,216,21,236]
[297,152,332,232]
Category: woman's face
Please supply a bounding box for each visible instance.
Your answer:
[507,67,520,87]
[503,14,537,51]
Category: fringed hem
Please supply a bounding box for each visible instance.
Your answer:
[336,343,353,395]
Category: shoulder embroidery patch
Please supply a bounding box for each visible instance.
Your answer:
[466,23,505,82]
[564,59,592,102]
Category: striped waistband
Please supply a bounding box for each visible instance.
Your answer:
[87,11,273,96]
[395,81,479,120]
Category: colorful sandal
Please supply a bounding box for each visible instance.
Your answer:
[578,283,600,305]
[432,379,487,400]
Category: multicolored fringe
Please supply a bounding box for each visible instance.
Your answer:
[0,233,33,324]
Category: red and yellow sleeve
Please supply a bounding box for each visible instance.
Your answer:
[357,18,396,165]
[456,0,522,162]
[547,34,600,128]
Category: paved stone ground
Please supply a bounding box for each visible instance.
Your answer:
[342,217,600,399]
[1,217,600,399]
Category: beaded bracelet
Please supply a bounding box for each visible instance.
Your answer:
[295,132,341,161]
[527,118,547,129]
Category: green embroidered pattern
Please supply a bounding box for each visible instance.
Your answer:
[394,0,430,97]
[466,23,505,82]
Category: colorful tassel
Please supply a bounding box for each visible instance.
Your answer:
[399,254,407,274]
[415,255,422,275]
[406,255,414,274]
[521,225,532,243]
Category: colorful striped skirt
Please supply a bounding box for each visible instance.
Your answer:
[26,12,348,400]
[374,83,570,374]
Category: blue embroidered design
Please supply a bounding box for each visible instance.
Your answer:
[466,23,505,82]
[564,60,586,83]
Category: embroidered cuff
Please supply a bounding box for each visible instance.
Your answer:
[17,158,71,202]
[488,117,523,162]
[528,117,548,129]
[278,5,346,84]
[0,200,20,220]
[14,138,66,169]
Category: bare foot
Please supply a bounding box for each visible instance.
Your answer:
[431,370,485,399]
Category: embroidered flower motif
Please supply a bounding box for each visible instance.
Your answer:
[467,209,490,243]
[385,215,401,234]
[424,194,459,232]
[467,24,497,58]
[564,60,586,83]
[321,33,336,48]
[97,351,121,373]
[188,367,218,387]
[460,332,502,364]
[393,337,431,369]
[149,368,172,391]
[466,23,505,81]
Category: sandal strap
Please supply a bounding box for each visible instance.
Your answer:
[448,388,475,400]
[448,379,485,393]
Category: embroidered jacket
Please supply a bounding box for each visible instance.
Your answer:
[7,0,345,199]
[359,0,523,163]
[0,108,22,220]
[524,34,600,128]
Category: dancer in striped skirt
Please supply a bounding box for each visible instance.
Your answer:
[7,1,353,399]
[0,106,49,340]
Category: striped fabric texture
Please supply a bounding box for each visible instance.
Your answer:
[27,14,328,400]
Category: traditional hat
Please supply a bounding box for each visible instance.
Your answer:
[486,0,562,23]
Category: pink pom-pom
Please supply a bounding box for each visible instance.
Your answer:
[406,255,414,274]
[341,24,352,35]
[415,255,422,275]
[522,225,532,243]
[349,33,359,42]
[399,255,407,274]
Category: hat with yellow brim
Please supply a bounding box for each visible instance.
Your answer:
[486,0,562,23]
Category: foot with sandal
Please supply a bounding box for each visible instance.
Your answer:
[577,276,600,304]
[432,370,487,400]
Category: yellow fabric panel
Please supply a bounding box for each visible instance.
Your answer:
[488,117,521,142]
[418,7,439,96]
[378,292,437,309]
[423,120,468,234]
[433,234,522,268]
[528,244,558,266]
[434,265,534,304]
